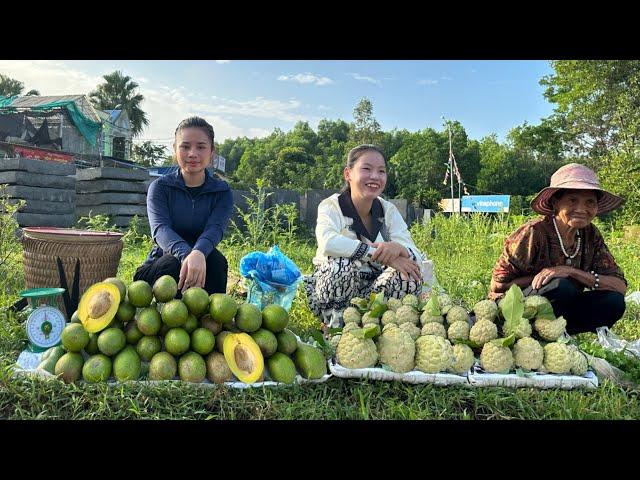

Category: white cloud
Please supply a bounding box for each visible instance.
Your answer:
[346,73,381,86]
[0,60,103,95]
[0,60,318,142]
[418,79,439,85]
[277,73,334,86]
[215,60,231,64]
[318,105,332,111]
[440,76,453,81]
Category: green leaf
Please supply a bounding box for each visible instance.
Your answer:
[424,296,440,316]
[536,302,556,320]
[351,328,366,339]
[328,327,343,335]
[309,329,328,348]
[460,339,482,350]
[501,334,516,348]
[363,324,380,339]
[368,292,377,307]
[369,303,388,319]
[502,284,525,335]
[380,363,394,372]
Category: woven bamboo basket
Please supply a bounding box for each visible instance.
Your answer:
[22,228,124,306]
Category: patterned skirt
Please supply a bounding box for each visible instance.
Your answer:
[303,257,422,327]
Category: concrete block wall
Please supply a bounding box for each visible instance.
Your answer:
[76,167,150,228]
[0,157,76,227]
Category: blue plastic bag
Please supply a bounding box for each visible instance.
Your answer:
[239,246,302,311]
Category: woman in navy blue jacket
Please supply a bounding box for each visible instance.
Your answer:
[134,117,234,295]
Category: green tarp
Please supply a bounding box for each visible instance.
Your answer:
[0,96,101,146]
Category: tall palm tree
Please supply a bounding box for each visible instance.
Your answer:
[88,70,149,136]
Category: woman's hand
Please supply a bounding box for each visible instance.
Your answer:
[178,250,206,292]
[370,241,409,265]
[531,266,573,290]
[388,256,422,282]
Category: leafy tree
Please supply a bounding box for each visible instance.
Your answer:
[541,60,640,159]
[25,89,40,96]
[350,97,383,146]
[541,60,640,222]
[0,74,24,97]
[390,128,448,208]
[131,141,169,167]
[89,70,149,136]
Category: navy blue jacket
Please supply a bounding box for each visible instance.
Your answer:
[143,168,234,267]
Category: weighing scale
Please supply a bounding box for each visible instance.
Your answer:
[19,287,67,353]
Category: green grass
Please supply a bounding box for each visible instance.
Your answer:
[1,213,640,420]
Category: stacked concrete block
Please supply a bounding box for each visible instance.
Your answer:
[300,189,339,232]
[0,157,76,227]
[76,167,150,228]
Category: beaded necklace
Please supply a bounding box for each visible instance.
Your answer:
[552,216,581,266]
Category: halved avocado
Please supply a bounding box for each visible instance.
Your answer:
[223,332,264,384]
[78,282,121,333]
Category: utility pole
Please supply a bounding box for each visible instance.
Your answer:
[447,120,455,214]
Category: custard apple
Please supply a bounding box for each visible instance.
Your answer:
[480,340,514,373]
[513,337,543,371]
[336,328,378,369]
[469,319,498,347]
[386,297,403,311]
[343,307,362,325]
[449,343,475,374]
[569,345,589,376]
[447,321,470,342]
[342,323,360,334]
[523,295,552,319]
[399,322,421,340]
[502,319,532,339]
[420,322,447,338]
[396,305,419,325]
[401,293,419,308]
[437,293,453,309]
[415,335,455,373]
[362,312,380,325]
[376,326,415,373]
[381,310,398,326]
[382,323,399,334]
[543,342,573,374]
[446,305,470,325]
[473,299,498,323]
[420,310,445,325]
[350,297,368,309]
[534,317,567,341]
[329,334,342,350]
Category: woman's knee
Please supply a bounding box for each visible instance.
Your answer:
[604,292,626,322]
[206,249,228,272]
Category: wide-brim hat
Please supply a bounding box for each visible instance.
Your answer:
[530,163,623,215]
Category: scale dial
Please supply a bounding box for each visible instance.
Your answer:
[26,306,66,349]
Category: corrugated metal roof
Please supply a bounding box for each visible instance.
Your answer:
[8,95,103,123]
[9,94,84,108]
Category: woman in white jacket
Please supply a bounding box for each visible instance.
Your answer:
[304,144,427,328]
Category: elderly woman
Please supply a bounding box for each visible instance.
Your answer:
[304,144,428,328]
[489,163,627,334]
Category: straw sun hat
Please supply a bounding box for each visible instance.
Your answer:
[530,163,623,215]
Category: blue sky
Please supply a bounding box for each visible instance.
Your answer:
[0,60,556,149]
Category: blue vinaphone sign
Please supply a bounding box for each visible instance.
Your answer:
[461,195,510,213]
